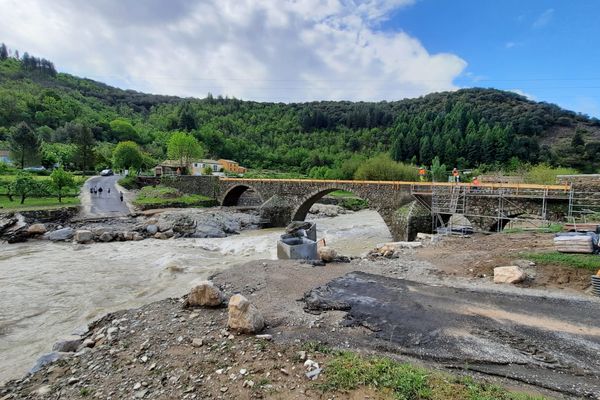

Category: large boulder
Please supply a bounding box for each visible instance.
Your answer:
[0,214,29,243]
[146,224,158,235]
[99,232,114,242]
[51,335,83,353]
[227,294,264,333]
[27,223,47,235]
[74,230,94,244]
[188,281,223,307]
[44,227,75,241]
[318,246,338,262]
[493,266,526,284]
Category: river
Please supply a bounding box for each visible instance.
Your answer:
[0,210,391,383]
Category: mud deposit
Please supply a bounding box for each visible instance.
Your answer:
[303,271,600,398]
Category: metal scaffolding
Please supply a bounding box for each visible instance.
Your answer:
[411,183,574,235]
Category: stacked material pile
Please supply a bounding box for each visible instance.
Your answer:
[554,232,598,254]
[592,271,600,297]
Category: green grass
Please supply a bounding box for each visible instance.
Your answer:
[321,352,547,400]
[0,175,86,196]
[133,185,216,209]
[0,195,80,210]
[521,251,600,271]
[503,224,563,234]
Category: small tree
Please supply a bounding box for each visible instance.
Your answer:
[50,167,75,202]
[167,132,204,171]
[430,156,447,182]
[202,165,213,175]
[11,172,48,204]
[112,141,143,171]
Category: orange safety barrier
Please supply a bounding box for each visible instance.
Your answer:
[219,177,570,191]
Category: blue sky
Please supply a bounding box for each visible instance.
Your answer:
[0,0,598,117]
[382,0,600,116]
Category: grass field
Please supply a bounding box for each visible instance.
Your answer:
[522,251,600,271]
[0,173,87,210]
[0,195,80,210]
[133,185,216,209]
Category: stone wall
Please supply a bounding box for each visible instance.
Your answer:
[0,207,79,224]
[160,176,221,198]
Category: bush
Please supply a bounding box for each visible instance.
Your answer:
[118,174,139,190]
[524,164,578,185]
[354,154,419,181]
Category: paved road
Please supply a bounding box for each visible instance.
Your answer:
[80,175,131,218]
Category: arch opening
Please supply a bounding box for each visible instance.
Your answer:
[292,188,393,254]
[222,185,263,207]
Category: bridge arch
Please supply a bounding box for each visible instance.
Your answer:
[291,187,395,234]
[221,184,263,206]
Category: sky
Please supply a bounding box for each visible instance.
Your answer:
[0,0,598,117]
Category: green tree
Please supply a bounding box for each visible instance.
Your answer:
[0,43,8,60]
[177,102,197,131]
[11,172,48,204]
[354,154,418,181]
[72,124,96,171]
[167,132,204,170]
[8,122,41,168]
[109,119,138,142]
[112,141,143,171]
[430,156,447,182]
[50,167,75,202]
[41,142,76,169]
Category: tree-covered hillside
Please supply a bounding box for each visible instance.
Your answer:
[1,45,599,177]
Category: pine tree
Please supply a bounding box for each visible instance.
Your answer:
[0,43,8,60]
[8,122,41,168]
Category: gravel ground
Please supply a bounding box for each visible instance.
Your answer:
[2,235,599,399]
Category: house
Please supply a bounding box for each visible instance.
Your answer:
[154,160,187,176]
[0,150,11,164]
[190,159,223,176]
[218,159,247,174]
[155,159,224,177]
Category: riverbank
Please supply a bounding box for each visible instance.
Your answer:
[0,207,263,243]
[2,256,599,399]
[0,210,393,384]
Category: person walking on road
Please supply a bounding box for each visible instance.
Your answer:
[119,191,124,202]
[107,187,111,195]
[98,187,103,196]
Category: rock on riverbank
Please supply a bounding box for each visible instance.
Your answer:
[0,208,262,244]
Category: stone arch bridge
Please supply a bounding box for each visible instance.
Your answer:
[157,176,572,241]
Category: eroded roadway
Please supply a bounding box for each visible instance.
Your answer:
[304,271,600,399]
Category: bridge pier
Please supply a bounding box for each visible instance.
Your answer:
[258,195,297,227]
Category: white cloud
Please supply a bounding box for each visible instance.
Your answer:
[509,89,535,100]
[0,0,467,102]
[532,8,554,29]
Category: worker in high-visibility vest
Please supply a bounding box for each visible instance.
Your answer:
[418,167,426,182]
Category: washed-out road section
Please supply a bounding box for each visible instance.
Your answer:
[304,271,600,398]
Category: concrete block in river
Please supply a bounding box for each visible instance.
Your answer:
[277,236,318,260]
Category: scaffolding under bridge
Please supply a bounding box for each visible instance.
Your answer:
[409,182,599,234]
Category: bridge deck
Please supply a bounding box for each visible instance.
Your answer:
[220,178,571,199]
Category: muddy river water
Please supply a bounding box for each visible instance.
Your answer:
[0,210,391,383]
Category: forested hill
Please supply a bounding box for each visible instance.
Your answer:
[1,48,599,177]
